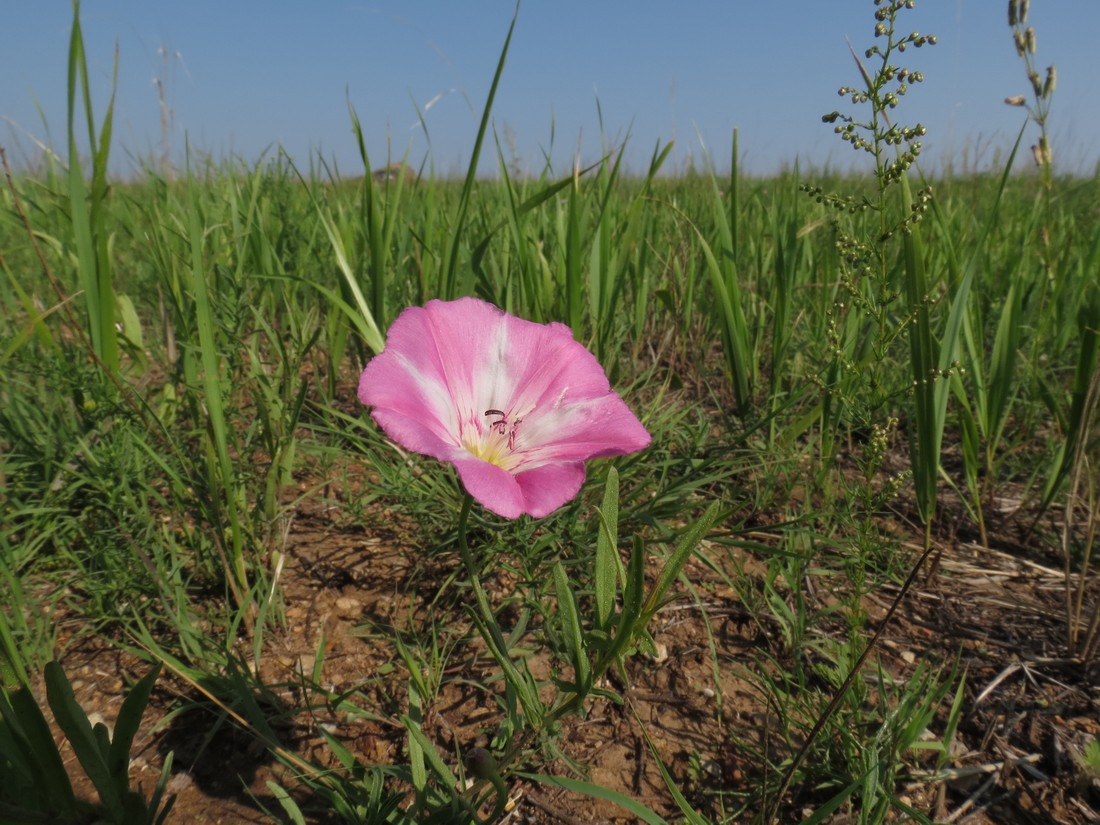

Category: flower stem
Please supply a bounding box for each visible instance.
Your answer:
[453,495,626,823]
[455,494,515,821]
[457,494,496,627]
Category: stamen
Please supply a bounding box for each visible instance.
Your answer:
[484,409,508,435]
[482,407,526,454]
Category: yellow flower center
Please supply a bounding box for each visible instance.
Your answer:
[463,408,523,470]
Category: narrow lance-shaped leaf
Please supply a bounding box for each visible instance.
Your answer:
[639,501,721,625]
[1040,295,1100,514]
[552,562,591,694]
[45,661,122,818]
[696,219,752,416]
[594,466,620,632]
[2,684,79,815]
[443,1,520,298]
[186,159,250,618]
[599,534,647,671]
[107,665,160,781]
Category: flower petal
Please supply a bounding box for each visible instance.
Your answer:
[514,462,587,518]
[493,315,613,415]
[359,323,452,447]
[368,408,458,463]
[451,455,526,519]
[511,392,651,470]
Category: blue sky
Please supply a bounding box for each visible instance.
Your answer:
[3,2,1097,178]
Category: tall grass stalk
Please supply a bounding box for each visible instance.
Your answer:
[704,133,754,416]
[66,0,120,376]
[1055,297,1100,660]
[441,2,519,300]
[696,202,752,417]
[945,126,1027,547]
[184,160,253,630]
[349,109,413,332]
[900,172,941,549]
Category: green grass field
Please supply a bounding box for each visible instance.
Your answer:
[2,2,1099,823]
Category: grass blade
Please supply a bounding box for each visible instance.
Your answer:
[518,772,670,824]
[443,1,520,298]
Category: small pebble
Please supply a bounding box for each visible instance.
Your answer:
[166,771,194,794]
[335,596,362,618]
[647,642,669,663]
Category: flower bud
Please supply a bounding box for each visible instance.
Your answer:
[1031,137,1052,167]
[1008,0,1018,27]
[1026,26,1037,54]
[465,747,500,781]
[1013,31,1026,56]
[1029,71,1043,97]
[1004,95,1027,106]
[1043,65,1056,97]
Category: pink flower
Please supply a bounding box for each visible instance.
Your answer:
[358,297,651,519]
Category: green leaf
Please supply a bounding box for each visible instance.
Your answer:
[594,467,620,632]
[266,780,307,825]
[185,162,250,615]
[404,682,429,809]
[1082,737,1100,776]
[1,685,78,815]
[114,293,145,351]
[1040,294,1100,513]
[107,665,159,782]
[402,711,458,789]
[517,772,670,825]
[603,534,646,668]
[640,501,720,625]
[443,1,520,298]
[466,604,546,727]
[44,661,122,818]
[552,562,591,695]
[696,223,752,416]
[66,0,119,375]
[633,706,708,825]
